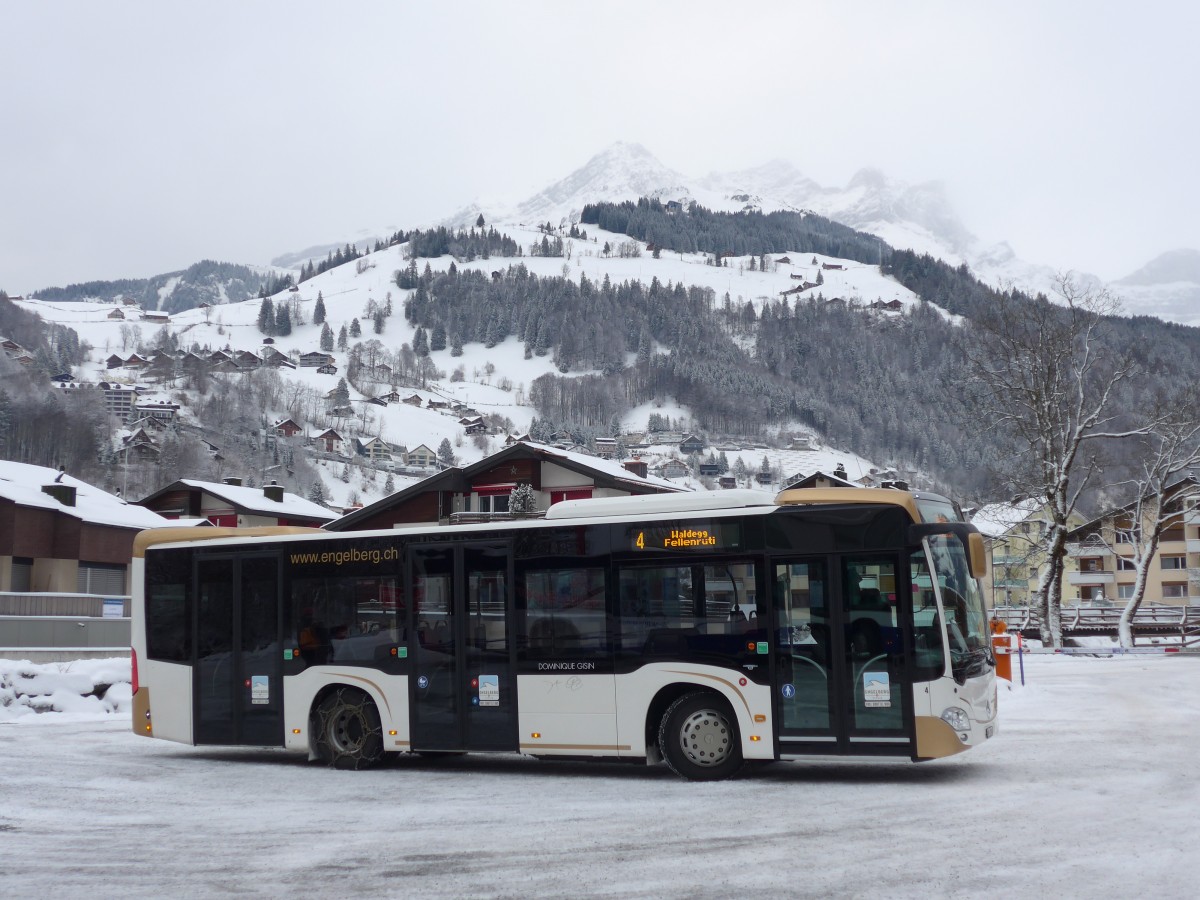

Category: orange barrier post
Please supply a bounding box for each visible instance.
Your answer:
[990,617,1012,681]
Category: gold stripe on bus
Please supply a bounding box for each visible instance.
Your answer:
[335,674,394,718]
[133,525,324,558]
[519,743,632,751]
[663,669,753,716]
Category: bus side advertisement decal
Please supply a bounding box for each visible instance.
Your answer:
[289,545,399,567]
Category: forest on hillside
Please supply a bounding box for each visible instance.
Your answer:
[398,206,1200,499]
[581,198,889,264]
[32,260,267,314]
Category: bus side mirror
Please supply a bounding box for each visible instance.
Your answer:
[967,532,988,579]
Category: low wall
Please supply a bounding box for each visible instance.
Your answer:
[0,616,131,660]
[0,593,131,617]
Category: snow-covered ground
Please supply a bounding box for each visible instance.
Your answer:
[2,653,1198,897]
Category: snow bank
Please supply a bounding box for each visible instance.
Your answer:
[0,657,132,721]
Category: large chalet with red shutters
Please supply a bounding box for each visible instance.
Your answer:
[326,442,682,532]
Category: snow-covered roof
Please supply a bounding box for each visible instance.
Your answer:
[0,460,174,530]
[971,499,1041,538]
[522,442,685,492]
[174,479,336,521]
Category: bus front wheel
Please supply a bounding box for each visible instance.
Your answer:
[314,687,385,770]
[658,691,743,781]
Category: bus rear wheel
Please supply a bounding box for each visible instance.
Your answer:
[658,691,743,781]
[314,687,385,770]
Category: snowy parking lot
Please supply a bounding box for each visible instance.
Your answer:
[3,653,1200,898]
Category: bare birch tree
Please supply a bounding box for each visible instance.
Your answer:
[963,275,1149,647]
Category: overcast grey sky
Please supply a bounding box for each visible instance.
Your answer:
[3,1,1198,293]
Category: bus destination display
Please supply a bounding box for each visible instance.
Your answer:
[630,520,741,552]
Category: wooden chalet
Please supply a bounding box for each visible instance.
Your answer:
[326,442,683,531]
[783,469,857,491]
[300,351,335,368]
[138,477,335,528]
[314,429,345,454]
[273,418,303,438]
[405,444,438,468]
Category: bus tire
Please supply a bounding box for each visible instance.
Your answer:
[658,691,743,781]
[314,687,385,770]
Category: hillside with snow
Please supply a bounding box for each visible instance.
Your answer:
[14,221,902,510]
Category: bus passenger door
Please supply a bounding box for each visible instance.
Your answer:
[772,559,838,750]
[408,543,517,752]
[772,555,909,755]
[839,556,909,749]
[194,554,284,746]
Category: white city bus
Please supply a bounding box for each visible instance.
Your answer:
[131,488,996,780]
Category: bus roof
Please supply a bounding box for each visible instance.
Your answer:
[131,488,927,556]
[774,487,919,521]
[544,489,773,520]
[132,525,322,558]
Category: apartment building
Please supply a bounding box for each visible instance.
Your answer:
[1065,477,1200,607]
[972,499,1086,607]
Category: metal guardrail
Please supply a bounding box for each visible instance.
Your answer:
[994,604,1200,645]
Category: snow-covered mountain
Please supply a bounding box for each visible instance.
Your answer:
[1112,249,1200,324]
[444,142,1192,322]
[513,142,693,225]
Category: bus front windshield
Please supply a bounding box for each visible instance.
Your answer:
[927,534,991,682]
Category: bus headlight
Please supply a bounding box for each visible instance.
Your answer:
[940,707,971,732]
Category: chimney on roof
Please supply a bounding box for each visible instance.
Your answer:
[833,464,848,480]
[264,481,285,503]
[223,477,242,487]
[42,483,77,507]
[623,459,648,478]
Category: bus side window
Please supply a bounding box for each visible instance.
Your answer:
[290,575,402,667]
[618,563,760,662]
[518,567,607,660]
